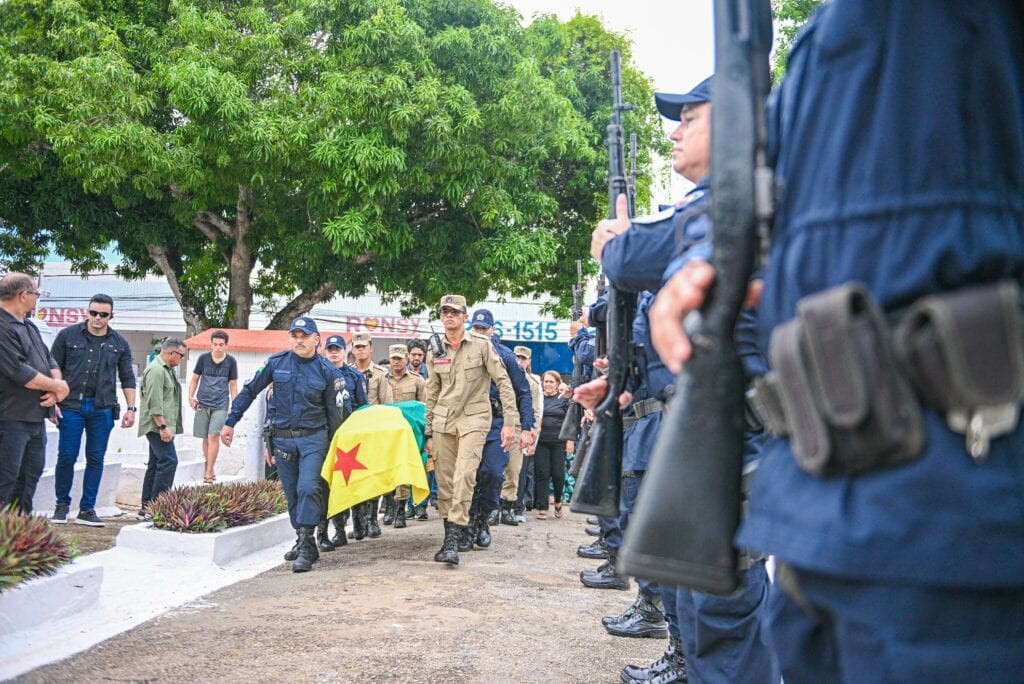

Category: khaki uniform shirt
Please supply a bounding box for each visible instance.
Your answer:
[527,373,543,427]
[387,370,426,403]
[425,331,516,436]
[357,362,392,405]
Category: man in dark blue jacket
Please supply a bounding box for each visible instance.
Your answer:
[51,293,137,527]
[467,309,535,549]
[220,316,344,573]
[652,3,1024,680]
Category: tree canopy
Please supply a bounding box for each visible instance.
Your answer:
[0,0,660,332]
[770,0,823,83]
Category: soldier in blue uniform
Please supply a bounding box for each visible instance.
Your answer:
[466,309,535,549]
[319,334,368,550]
[220,317,344,573]
[594,77,777,683]
[652,4,1024,680]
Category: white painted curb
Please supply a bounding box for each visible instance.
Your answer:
[0,563,104,637]
[115,513,293,566]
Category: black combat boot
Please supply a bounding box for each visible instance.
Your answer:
[499,500,518,526]
[414,503,428,520]
[367,499,382,538]
[585,525,601,537]
[587,516,599,525]
[459,518,476,552]
[351,503,368,540]
[580,550,630,590]
[486,509,500,526]
[292,527,317,573]
[475,513,492,548]
[393,499,407,529]
[603,588,644,626]
[283,530,301,561]
[605,591,668,638]
[382,493,397,525]
[620,636,687,683]
[317,520,335,552]
[433,520,460,565]
[330,511,348,547]
[578,538,610,559]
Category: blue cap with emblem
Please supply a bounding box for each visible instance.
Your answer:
[655,76,712,121]
[288,316,319,335]
[471,309,494,329]
[324,335,344,349]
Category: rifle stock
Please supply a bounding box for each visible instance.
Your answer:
[617,0,773,594]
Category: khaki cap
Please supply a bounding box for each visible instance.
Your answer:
[439,294,467,313]
[352,331,372,346]
[388,344,408,358]
[513,346,532,359]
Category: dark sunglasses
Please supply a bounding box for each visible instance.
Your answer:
[170,350,185,358]
[88,310,112,318]
[440,307,463,316]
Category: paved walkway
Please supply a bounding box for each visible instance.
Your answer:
[5,511,666,683]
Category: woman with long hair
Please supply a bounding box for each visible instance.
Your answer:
[534,370,574,519]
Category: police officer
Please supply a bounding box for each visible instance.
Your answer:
[425,294,517,565]
[220,316,342,573]
[320,334,368,549]
[499,345,542,526]
[466,309,535,548]
[594,78,776,683]
[384,343,426,527]
[653,4,1024,681]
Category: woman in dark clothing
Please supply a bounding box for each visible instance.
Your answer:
[534,371,574,519]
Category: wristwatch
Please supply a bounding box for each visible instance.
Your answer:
[126,406,138,412]
[156,424,167,431]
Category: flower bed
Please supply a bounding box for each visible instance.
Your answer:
[0,508,75,593]
[148,480,286,533]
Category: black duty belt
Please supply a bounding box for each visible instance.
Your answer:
[631,398,664,419]
[271,427,324,438]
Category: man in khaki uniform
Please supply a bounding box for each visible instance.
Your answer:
[385,344,426,528]
[425,294,516,565]
[350,330,393,533]
[499,345,543,525]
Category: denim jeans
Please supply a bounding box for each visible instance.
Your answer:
[55,397,114,511]
[0,419,46,513]
[515,455,535,511]
[141,432,178,508]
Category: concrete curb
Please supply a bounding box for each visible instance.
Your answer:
[0,563,104,637]
[115,513,293,566]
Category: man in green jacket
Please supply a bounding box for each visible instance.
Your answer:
[137,338,187,518]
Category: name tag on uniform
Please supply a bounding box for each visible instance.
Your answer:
[434,358,451,366]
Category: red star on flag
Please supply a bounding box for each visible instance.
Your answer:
[333,443,367,485]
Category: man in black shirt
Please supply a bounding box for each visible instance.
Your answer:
[187,330,238,483]
[0,273,69,512]
[50,293,137,526]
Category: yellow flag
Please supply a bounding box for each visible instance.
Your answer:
[321,405,430,518]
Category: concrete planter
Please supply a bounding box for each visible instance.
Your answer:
[0,563,104,637]
[115,512,292,567]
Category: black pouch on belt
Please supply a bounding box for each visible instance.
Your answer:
[894,280,1024,460]
[769,283,925,476]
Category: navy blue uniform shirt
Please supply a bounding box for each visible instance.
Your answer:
[738,1,1024,588]
[489,336,535,431]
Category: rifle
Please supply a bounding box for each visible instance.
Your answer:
[617,0,774,595]
[559,260,586,441]
[570,49,636,518]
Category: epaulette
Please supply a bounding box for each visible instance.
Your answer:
[469,330,491,341]
[632,206,676,225]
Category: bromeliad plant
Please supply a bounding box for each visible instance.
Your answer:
[148,480,287,533]
[0,507,76,593]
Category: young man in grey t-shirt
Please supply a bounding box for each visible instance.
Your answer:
[187,330,238,482]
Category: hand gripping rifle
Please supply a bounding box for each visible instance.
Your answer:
[618,0,774,594]
[559,260,586,442]
[570,49,636,518]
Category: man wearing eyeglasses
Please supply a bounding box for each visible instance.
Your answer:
[0,272,69,512]
[50,294,137,526]
[136,338,187,518]
[425,294,517,565]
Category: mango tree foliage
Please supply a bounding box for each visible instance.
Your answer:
[0,0,659,331]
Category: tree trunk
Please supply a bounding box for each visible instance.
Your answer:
[227,186,255,328]
[266,282,338,330]
[146,244,207,337]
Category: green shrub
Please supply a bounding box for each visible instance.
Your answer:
[149,480,287,533]
[0,508,76,593]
